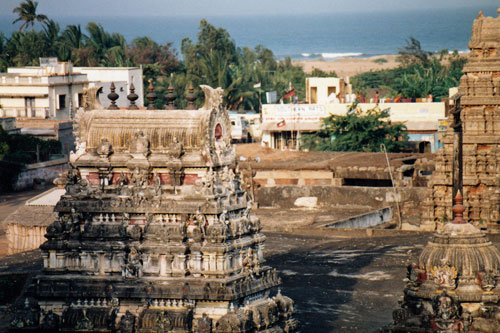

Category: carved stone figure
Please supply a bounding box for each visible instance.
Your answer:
[117,311,136,333]
[197,313,212,333]
[130,130,150,157]
[200,85,224,110]
[97,138,113,157]
[41,310,60,330]
[431,261,458,289]
[83,86,104,111]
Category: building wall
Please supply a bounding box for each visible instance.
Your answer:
[0,70,87,119]
[305,77,352,104]
[74,67,144,107]
[13,158,68,191]
[262,102,446,151]
[255,185,430,229]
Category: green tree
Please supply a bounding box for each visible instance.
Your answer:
[300,103,408,152]
[5,31,47,66]
[0,33,8,71]
[12,0,48,32]
[85,22,126,66]
[352,39,467,99]
[397,37,432,66]
[181,20,257,110]
[309,68,338,78]
[61,24,89,64]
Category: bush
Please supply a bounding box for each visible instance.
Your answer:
[300,102,408,152]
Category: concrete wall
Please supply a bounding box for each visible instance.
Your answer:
[324,207,394,228]
[13,158,68,191]
[254,169,339,186]
[6,224,47,255]
[255,185,430,228]
[262,102,445,132]
[74,67,144,107]
[306,77,351,104]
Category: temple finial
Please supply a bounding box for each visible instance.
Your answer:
[452,191,465,224]
[146,80,157,110]
[107,82,119,110]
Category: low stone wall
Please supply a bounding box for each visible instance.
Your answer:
[13,157,68,191]
[254,170,340,186]
[323,207,394,229]
[255,185,430,229]
[6,224,47,255]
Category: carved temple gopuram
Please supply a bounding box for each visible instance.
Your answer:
[388,192,500,332]
[423,7,500,231]
[386,7,500,332]
[9,84,297,332]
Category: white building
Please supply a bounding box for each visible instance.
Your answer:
[74,66,144,108]
[0,62,88,120]
[305,77,353,104]
[262,102,447,152]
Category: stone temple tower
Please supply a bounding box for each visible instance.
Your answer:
[423,7,500,231]
[388,192,500,332]
[10,85,296,332]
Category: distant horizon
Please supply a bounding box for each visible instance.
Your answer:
[0,4,497,19]
[1,5,497,60]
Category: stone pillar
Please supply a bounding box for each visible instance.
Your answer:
[159,254,167,276]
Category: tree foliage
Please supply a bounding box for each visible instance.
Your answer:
[2,4,330,110]
[352,39,467,99]
[397,36,432,66]
[0,128,61,164]
[12,0,47,32]
[300,103,408,152]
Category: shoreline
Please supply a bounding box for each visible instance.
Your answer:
[292,54,399,77]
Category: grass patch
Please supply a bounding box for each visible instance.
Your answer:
[373,58,388,64]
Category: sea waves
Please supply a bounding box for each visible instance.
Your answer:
[300,52,363,59]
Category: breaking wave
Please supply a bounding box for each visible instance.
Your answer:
[299,52,363,59]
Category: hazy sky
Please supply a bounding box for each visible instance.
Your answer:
[0,0,497,17]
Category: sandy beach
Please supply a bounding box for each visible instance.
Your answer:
[293,54,399,78]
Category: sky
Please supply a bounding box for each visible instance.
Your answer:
[0,0,498,17]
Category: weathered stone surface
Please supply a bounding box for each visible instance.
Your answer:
[387,192,500,332]
[423,8,500,231]
[294,196,318,208]
[12,86,296,332]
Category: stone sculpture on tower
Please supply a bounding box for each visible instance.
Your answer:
[423,7,500,231]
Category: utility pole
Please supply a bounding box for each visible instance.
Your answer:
[450,94,463,200]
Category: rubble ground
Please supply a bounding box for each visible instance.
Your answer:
[236,143,433,170]
[2,186,500,331]
[0,226,462,332]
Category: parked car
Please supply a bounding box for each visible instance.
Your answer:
[229,113,250,143]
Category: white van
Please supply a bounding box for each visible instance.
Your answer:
[229,113,250,143]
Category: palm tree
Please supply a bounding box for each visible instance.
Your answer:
[61,25,88,64]
[12,0,48,32]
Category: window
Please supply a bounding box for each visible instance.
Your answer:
[58,94,66,110]
[25,97,35,117]
[310,87,318,104]
[328,86,337,96]
[78,93,83,108]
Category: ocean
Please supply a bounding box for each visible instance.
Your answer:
[0,5,498,60]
